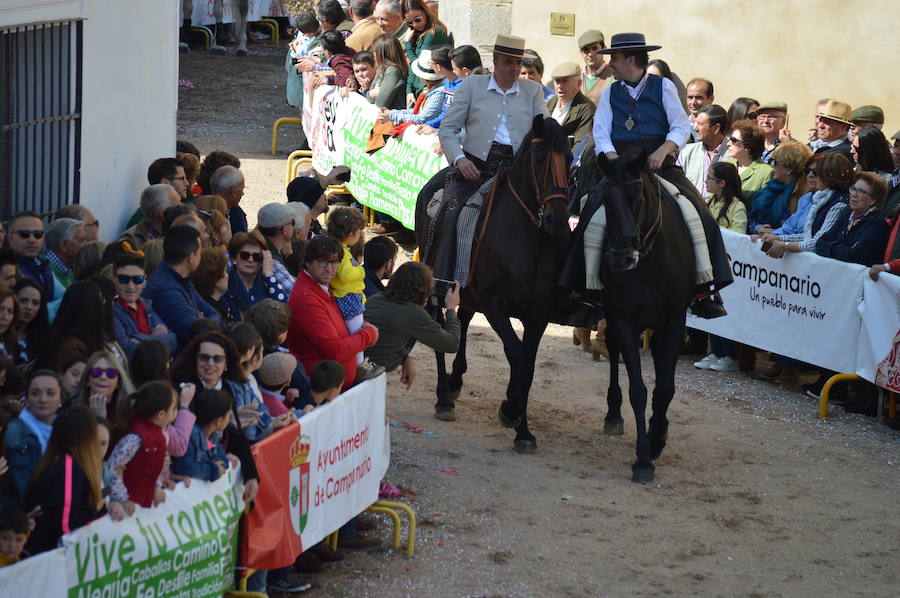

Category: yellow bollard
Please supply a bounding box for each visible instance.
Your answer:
[818,373,861,419]
[373,500,417,557]
[366,505,403,549]
[285,150,312,185]
[258,18,280,46]
[190,26,212,50]
[271,117,303,155]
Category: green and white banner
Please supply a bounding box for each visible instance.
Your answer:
[302,83,447,229]
[0,467,243,598]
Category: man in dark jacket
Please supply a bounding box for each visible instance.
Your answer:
[362,236,398,298]
[811,100,854,161]
[546,61,595,146]
[143,226,222,346]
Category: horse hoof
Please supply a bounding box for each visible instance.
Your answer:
[631,464,655,484]
[603,419,624,436]
[649,419,669,460]
[498,404,522,429]
[434,407,456,422]
[514,438,537,454]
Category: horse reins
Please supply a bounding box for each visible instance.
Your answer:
[608,176,663,259]
[507,137,569,228]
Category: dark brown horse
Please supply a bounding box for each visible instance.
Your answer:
[415,116,572,452]
[593,153,695,483]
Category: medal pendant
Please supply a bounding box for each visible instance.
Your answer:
[625,116,635,131]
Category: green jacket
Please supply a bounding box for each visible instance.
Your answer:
[285,51,303,108]
[363,294,461,372]
[722,158,774,199]
[403,26,451,96]
[369,66,407,110]
[546,91,595,146]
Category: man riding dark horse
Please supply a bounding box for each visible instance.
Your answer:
[563,32,733,322]
[428,33,548,284]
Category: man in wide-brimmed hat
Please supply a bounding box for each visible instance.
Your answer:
[569,32,732,320]
[431,33,547,282]
[812,100,854,160]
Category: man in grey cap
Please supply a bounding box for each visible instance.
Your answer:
[257,203,297,267]
[755,101,789,164]
[850,105,885,141]
[547,61,595,145]
[578,29,611,105]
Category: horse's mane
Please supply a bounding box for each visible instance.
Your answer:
[510,117,570,171]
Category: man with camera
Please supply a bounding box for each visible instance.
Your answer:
[363,262,461,403]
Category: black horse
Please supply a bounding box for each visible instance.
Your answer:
[415,116,572,453]
[593,153,696,483]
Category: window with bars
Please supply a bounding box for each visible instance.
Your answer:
[0,20,83,221]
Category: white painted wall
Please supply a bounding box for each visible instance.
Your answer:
[1,0,178,241]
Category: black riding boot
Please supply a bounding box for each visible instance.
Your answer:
[689,293,727,319]
[566,289,605,327]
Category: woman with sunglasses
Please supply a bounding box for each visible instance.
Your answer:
[723,119,773,199]
[110,253,177,362]
[226,232,288,313]
[169,331,260,502]
[74,350,135,423]
[401,0,450,106]
[747,140,811,234]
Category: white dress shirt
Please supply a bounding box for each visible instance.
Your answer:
[592,70,691,155]
[551,100,572,125]
[486,75,520,146]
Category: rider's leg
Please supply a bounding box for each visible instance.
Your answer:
[584,205,607,291]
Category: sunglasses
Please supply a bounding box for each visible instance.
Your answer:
[728,136,743,145]
[197,353,227,364]
[238,251,263,263]
[116,274,146,285]
[706,175,723,183]
[804,168,817,176]
[315,258,340,266]
[405,16,424,25]
[90,367,119,379]
[12,229,44,239]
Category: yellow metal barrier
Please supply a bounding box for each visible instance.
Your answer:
[285,149,313,185]
[257,18,280,46]
[191,26,212,51]
[366,506,403,549]
[372,499,417,557]
[818,373,861,419]
[272,117,303,155]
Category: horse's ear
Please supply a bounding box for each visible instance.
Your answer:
[561,120,579,139]
[532,115,545,136]
[596,152,612,176]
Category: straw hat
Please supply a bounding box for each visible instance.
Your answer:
[817,100,853,125]
[411,49,444,81]
[479,34,527,58]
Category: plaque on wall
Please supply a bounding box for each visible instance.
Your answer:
[550,13,575,36]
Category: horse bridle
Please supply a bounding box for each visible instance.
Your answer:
[507,137,569,228]
[606,175,662,259]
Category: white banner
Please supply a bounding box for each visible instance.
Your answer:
[0,547,66,597]
[688,229,864,373]
[301,82,447,228]
[189,0,287,26]
[298,374,390,547]
[856,273,900,388]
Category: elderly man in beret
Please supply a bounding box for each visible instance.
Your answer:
[850,105,885,141]
[756,101,789,164]
[547,62,595,146]
[578,29,611,105]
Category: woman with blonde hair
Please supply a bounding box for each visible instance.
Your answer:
[747,140,811,234]
[401,0,450,103]
[369,34,408,110]
[73,349,135,424]
[25,405,104,554]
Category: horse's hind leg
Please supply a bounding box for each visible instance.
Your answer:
[647,318,684,459]
[447,307,474,399]
[603,318,625,436]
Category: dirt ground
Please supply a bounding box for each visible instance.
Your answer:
[178,48,899,598]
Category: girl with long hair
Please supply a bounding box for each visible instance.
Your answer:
[401,0,450,102]
[14,278,49,367]
[369,34,408,110]
[24,405,103,553]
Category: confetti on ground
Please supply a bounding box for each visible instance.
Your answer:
[437,541,445,546]
[561,495,573,501]
[379,483,403,498]
[178,79,195,88]
[440,467,460,476]
[389,421,443,437]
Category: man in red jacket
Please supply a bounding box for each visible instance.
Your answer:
[287,235,379,390]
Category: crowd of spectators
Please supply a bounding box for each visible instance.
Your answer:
[2,1,899,591]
